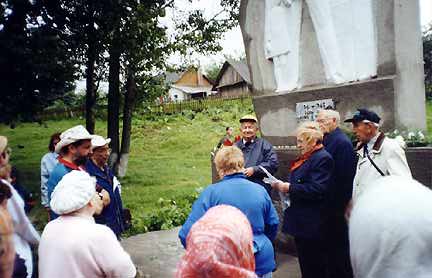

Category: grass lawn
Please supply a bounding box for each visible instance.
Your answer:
[0,99,254,233]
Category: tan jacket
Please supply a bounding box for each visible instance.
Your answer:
[353,132,412,201]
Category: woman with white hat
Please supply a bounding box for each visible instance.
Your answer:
[38,170,136,278]
[86,135,126,238]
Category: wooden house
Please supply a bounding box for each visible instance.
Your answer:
[212,59,251,98]
[167,68,214,102]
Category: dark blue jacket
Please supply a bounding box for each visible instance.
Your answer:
[283,148,334,239]
[235,137,279,193]
[179,173,279,276]
[86,160,125,237]
[323,128,356,213]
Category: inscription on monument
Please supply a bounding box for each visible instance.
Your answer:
[296,99,334,121]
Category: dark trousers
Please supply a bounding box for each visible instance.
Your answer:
[294,237,327,278]
[325,216,353,278]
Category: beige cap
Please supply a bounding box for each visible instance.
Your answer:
[239,114,258,123]
[55,125,95,153]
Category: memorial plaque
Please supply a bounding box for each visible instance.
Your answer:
[296,99,334,121]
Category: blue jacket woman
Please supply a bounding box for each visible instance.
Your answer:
[179,146,279,277]
[272,122,333,278]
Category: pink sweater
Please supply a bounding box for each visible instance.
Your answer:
[38,215,136,278]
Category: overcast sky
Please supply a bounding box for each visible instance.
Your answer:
[168,0,432,70]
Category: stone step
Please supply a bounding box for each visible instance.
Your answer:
[122,227,301,277]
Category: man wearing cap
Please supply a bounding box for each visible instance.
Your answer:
[316,109,356,278]
[235,115,279,195]
[46,125,109,220]
[39,170,136,278]
[345,108,411,202]
[86,135,126,238]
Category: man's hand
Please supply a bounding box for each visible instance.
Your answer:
[271,181,290,193]
[100,189,111,207]
[243,167,255,177]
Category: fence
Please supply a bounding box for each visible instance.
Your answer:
[37,95,252,120]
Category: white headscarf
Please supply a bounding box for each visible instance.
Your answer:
[349,176,432,278]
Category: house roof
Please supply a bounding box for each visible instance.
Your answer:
[171,85,214,94]
[213,59,251,90]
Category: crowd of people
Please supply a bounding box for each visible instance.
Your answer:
[0,125,135,277]
[179,108,423,278]
[0,106,428,278]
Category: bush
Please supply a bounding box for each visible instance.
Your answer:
[125,187,202,235]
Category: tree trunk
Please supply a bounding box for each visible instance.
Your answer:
[85,36,97,134]
[117,69,137,177]
[107,26,121,168]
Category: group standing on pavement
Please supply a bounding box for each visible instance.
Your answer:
[0,105,425,278]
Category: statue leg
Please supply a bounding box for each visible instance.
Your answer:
[352,0,377,79]
[306,0,346,84]
[272,0,303,92]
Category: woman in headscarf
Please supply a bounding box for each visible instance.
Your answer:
[176,205,256,278]
[349,176,432,278]
[271,122,333,278]
[38,170,136,278]
[179,146,279,278]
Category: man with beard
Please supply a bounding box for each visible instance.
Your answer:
[46,125,109,220]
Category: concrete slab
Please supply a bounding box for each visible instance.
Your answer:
[122,227,301,277]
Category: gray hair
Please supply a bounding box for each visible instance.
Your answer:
[318,109,340,124]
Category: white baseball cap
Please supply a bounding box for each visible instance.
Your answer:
[55,125,95,153]
[91,135,111,150]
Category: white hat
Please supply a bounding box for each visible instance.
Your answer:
[91,135,111,150]
[50,170,96,215]
[55,125,95,153]
[0,136,7,153]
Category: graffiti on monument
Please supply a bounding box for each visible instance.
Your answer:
[296,99,334,121]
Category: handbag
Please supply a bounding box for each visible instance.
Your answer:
[122,208,132,230]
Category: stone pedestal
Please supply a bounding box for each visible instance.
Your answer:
[240,0,426,145]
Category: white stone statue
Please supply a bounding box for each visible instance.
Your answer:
[265,0,377,92]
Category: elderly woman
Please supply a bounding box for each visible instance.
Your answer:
[86,135,125,238]
[271,122,333,278]
[179,146,279,278]
[176,205,256,278]
[38,170,136,278]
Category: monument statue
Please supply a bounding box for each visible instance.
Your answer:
[265,0,378,92]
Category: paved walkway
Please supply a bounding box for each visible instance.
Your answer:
[122,227,301,277]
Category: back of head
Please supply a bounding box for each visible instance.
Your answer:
[176,205,256,278]
[214,146,244,177]
[349,176,432,278]
[50,170,96,215]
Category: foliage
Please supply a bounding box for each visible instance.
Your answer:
[386,129,431,147]
[126,188,201,235]
[0,0,78,124]
[204,62,223,82]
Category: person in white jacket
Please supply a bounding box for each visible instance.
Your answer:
[0,136,40,278]
[38,170,136,278]
[349,176,432,278]
[344,109,412,203]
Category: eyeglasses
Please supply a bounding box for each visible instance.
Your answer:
[95,147,111,154]
[97,192,104,201]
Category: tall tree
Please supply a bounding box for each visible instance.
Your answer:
[424,24,432,98]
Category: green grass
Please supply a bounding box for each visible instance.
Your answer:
[427,100,432,136]
[0,100,254,233]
